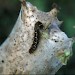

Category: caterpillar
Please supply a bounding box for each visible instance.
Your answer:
[29,21,43,54]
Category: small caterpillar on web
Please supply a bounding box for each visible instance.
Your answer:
[29,21,43,54]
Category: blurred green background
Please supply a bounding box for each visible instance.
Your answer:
[0,0,75,75]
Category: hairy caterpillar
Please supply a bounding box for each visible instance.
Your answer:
[29,22,43,54]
